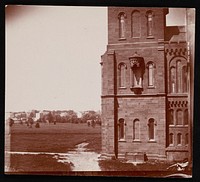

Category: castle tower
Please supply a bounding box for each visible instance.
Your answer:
[101,7,191,161]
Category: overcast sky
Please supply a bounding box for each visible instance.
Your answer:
[5,6,186,112]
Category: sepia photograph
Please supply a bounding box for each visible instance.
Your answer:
[5,5,195,177]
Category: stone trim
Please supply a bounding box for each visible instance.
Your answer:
[101,93,166,98]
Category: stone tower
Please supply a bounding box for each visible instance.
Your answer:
[101,7,190,162]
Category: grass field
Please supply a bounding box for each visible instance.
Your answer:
[7,122,191,175]
[8,123,101,173]
[10,123,101,153]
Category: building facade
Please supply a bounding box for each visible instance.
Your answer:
[101,7,193,162]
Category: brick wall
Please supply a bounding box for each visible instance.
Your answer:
[108,7,167,44]
[117,97,166,157]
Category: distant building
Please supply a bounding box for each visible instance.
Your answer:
[101,7,194,162]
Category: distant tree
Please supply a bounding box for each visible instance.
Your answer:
[66,110,78,123]
[55,115,61,122]
[81,110,100,123]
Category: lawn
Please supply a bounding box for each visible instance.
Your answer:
[6,122,191,176]
[7,122,101,173]
[10,123,101,153]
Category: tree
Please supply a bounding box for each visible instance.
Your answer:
[81,110,100,123]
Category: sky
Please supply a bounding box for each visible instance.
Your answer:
[5,6,186,113]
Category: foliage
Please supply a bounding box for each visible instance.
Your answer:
[81,110,101,123]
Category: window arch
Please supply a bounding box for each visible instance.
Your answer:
[146,11,154,37]
[176,109,183,125]
[147,62,155,87]
[118,118,125,140]
[118,13,126,39]
[169,57,187,94]
[177,133,182,145]
[184,109,188,125]
[169,133,174,146]
[133,119,140,140]
[148,118,155,140]
[131,10,141,38]
[118,63,127,88]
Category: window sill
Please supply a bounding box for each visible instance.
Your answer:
[169,125,188,127]
[147,36,154,39]
[132,36,140,38]
[118,139,126,142]
[148,86,155,89]
[148,140,156,143]
[119,87,127,89]
[119,38,126,41]
[132,140,141,143]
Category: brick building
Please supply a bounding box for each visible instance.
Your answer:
[101,7,194,162]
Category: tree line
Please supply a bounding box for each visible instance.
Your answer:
[37,110,101,124]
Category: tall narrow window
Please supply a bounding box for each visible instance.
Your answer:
[170,66,176,93]
[146,11,154,37]
[147,62,155,87]
[169,133,174,146]
[118,118,125,140]
[176,60,182,93]
[176,109,183,125]
[119,13,126,39]
[132,10,141,38]
[168,109,174,125]
[133,119,140,140]
[185,133,189,145]
[118,63,127,88]
[148,118,155,140]
[177,133,182,145]
[182,65,188,93]
[184,109,188,125]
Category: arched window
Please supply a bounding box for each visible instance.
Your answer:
[118,63,127,88]
[118,118,125,140]
[169,133,174,146]
[148,118,155,140]
[146,11,154,37]
[169,58,187,94]
[118,13,126,39]
[147,62,155,87]
[176,109,183,125]
[168,109,174,125]
[177,133,182,145]
[133,119,140,140]
[182,65,188,93]
[185,133,189,145]
[184,109,188,125]
[132,10,141,38]
[170,66,176,93]
[176,60,182,93]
